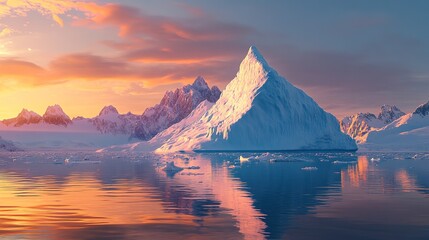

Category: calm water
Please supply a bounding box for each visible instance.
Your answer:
[0,151,428,240]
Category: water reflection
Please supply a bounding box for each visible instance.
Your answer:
[0,152,428,239]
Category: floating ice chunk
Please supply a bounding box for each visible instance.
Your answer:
[162,161,184,173]
[301,166,318,171]
[333,160,357,164]
[239,156,250,163]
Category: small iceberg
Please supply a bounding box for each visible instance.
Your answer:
[162,161,184,173]
[301,167,318,171]
[239,156,250,163]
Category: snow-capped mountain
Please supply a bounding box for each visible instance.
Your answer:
[155,46,357,153]
[413,101,429,116]
[340,105,405,143]
[133,76,221,140]
[2,105,73,127]
[361,100,429,151]
[0,104,139,149]
[378,105,405,124]
[98,100,215,152]
[88,105,140,135]
[42,105,72,126]
[3,109,43,127]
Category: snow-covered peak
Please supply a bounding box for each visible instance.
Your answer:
[413,101,429,116]
[17,109,40,119]
[2,108,42,127]
[133,76,221,140]
[340,113,384,143]
[245,46,269,66]
[43,104,72,126]
[99,105,119,117]
[192,76,209,90]
[378,105,405,124]
[44,104,67,116]
[17,109,42,122]
[237,46,271,85]
[341,104,406,143]
[205,46,280,134]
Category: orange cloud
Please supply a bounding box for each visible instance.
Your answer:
[0,27,12,37]
[0,1,251,90]
[0,59,48,87]
[0,0,98,27]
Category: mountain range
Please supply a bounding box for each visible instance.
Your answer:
[1,46,427,152]
[341,102,429,151]
[340,105,405,143]
[101,46,357,153]
[0,77,220,150]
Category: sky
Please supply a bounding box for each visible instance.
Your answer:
[0,0,428,119]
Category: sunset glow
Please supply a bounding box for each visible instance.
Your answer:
[0,0,428,119]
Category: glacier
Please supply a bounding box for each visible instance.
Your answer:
[155,46,357,153]
[360,101,429,151]
[340,105,405,143]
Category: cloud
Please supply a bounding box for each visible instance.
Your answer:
[0,58,52,89]
[1,1,426,118]
[77,4,250,57]
[0,0,98,27]
[260,45,427,117]
[52,14,64,27]
[0,27,12,37]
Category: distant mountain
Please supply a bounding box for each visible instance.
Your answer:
[0,76,221,150]
[42,105,72,126]
[3,105,72,127]
[361,100,429,151]
[98,100,215,152]
[413,101,429,116]
[3,109,42,127]
[155,46,356,153]
[0,76,221,140]
[340,105,405,143]
[378,105,405,124]
[88,105,140,135]
[133,76,221,141]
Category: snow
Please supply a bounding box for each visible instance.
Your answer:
[133,76,221,141]
[341,105,405,143]
[0,105,140,150]
[3,109,42,127]
[42,105,72,126]
[97,105,120,120]
[155,46,357,153]
[97,100,214,152]
[378,105,405,124]
[361,104,429,151]
[90,106,139,135]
